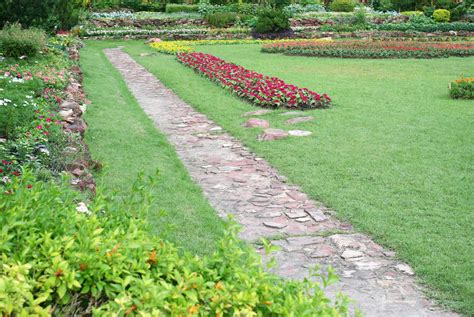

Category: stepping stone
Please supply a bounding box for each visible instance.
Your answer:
[341,250,364,260]
[243,118,270,129]
[286,116,314,125]
[258,129,288,141]
[243,109,272,117]
[263,220,288,229]
[209,126,223,134]
[288,130,312,137]
[395,263,415,275]
[279,111,302,116]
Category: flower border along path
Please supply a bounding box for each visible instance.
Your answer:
[104,47,456,317]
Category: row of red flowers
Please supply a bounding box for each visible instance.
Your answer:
[176,52,331,109]
[261,40,474,59]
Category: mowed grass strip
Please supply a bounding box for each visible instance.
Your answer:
[121,41,473,314]
[80,41,225,256]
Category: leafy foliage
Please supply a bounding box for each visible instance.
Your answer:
[254,8,290,34]
[0,24,46,58]
[433,9,451,22]
[0,170,350,315]
[165,4,199,13]
[449,78,474,99]
[329,0,356,12]
[0,0,85,32]
[206,12,238,28]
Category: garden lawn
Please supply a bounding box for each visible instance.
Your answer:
[116,41,473,314]
[80,41,225,256]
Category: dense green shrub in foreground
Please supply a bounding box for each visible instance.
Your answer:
[0,24,46,58]
[0,171,350,315]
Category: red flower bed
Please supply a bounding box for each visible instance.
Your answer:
[176,52,331,109]
[261,40,474,58]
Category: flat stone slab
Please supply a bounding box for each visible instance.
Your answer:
[280,111,302,116]
[288,130,312,137]
[258,128,289,141]
[286,116,314,125]
[104,48,456,317]
[243,118,270,129]
[243,109,272,117]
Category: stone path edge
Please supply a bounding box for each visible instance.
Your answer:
[103,47,457,317]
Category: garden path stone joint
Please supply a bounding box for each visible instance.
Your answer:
[104,47,457,317]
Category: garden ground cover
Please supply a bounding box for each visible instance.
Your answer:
[80,41,225,256]
[91,40,474,314]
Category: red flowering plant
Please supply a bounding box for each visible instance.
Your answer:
[176,52,331,109]
[261,41,474,58]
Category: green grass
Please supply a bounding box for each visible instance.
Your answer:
[112,41,473,314]
[80,41,225,256]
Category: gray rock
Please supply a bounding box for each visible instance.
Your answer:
[288,130,312,137]
[243,109,272,117]
[341,250,364,259]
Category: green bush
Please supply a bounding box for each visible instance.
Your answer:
[401,10,424,16]
[433,8,451,22]
[165,4,199,13]
[329,0,357,12]
[254,8,291,34]
[0,24,46,58]
[449,78,474,99]
[0,170,350,315]
[0,0,84,32]
[206,12,238,28]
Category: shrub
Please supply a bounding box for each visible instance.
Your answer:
[423,6,436,17]
[0,171,349,315]
[0,24,46,58]
[165,4,199,13]
[401,10,424,16]
[206,12,238,28]
[329,0,357,12]
[0,0,84,32]
[354,6,368,25]
[433,9,451,22]
[449,78,474,99]
[254,8,291,34]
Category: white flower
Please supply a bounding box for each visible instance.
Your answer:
[76,202,91,215]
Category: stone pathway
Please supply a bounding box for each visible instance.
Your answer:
[104,48,456,317]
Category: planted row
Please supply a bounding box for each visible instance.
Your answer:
[177,52,331,109]
[261,40,474,58]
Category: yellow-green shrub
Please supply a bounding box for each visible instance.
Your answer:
[0,170,351,315]
[433,9,450,22]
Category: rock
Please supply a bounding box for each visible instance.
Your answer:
[354,260,384,270]
[288,130,312,137]
[258,129,289,141]
[243,118,270,129]
[263,221,288,229]
[59,109,74,120]
[60,100,78,110]
[284,209,307,219]
[209,126,222,134]
[395,263,415,275]
[305,210,328,222]
[383,250,396,257]
[310,245,336,258]
[295,216,311,222]
[257,211,282,218]
[280,111,301,116]
[286,116,314,125]
[287,236,324,247]
[330,234,365,251]
[341,250,364,259]
[242,109,272,117]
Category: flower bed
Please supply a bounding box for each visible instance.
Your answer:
[177,52,331,109]
[449,78,474,99]
[261,40,474,58]
[149,38,329,54]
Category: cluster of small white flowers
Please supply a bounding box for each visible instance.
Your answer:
[0,98,12,106]
[91,11,134,19]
